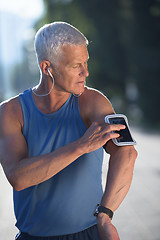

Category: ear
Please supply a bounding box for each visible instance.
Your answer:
[39,60,51,76]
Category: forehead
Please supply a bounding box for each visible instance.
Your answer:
[59,44,89,64]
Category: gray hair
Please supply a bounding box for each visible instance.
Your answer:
[34,21,89,66]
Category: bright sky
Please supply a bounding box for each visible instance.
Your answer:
[0,0,44,19]
[0,0,45,99]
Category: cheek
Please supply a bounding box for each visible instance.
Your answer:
[65,70,80,79]
[55,69,79,85]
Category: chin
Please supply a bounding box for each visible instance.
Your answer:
[71,85,85,96]
[78,86,85,94]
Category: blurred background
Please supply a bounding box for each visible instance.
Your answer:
[0,0,160,129]
[0,0,160,240]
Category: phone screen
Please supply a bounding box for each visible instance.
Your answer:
[109,117,134,143]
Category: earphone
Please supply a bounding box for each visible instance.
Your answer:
[32,68,54,97]
[32,68,82,98]
[47,68,54,79]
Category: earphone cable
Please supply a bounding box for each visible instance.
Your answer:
[32,70,54,97]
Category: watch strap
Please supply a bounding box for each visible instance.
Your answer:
[94,204,114,220]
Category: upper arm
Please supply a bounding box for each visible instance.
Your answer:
[0,97,28,184]
[79,87,115,127]
[80,87,137,156]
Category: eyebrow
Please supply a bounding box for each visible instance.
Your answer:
[72,57,90,65]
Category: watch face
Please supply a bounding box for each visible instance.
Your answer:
[94,209,99,216]
[94,205,100,216]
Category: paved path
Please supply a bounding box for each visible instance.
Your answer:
[0,129,160,239]
[112,129,160,240]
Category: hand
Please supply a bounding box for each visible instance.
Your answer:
[79,121,125,153]
[97,213,120,240]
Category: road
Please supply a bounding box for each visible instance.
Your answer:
[0,128,160,239]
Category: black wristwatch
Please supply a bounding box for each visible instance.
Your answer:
[94,204,114,220]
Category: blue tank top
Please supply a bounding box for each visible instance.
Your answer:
[14,88,104,236]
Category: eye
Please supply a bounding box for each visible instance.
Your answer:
[72,64,80,69]
[84,59,89,66]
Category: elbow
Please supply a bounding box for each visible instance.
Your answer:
[9,179,22,192]
[12,177,27,191]
[12,183,25,192]
[12,182,26,192]
[8,172,26,191]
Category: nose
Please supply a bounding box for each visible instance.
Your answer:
[79,65,89,77]
[85,67,89,77]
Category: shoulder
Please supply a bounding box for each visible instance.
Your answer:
[0,95,21,117]
[0,96,23,134]
[81,86,111,103]
[79,87,115,126]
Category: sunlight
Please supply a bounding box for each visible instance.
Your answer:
[0,0,44,19]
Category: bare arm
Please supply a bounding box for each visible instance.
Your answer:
[101,142,137,211]
[97,142,137,240]
[0,97,124,191]
[80,88,137,240]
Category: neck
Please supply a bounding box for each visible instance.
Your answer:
[32,76,54,96]
[32,85,71,114]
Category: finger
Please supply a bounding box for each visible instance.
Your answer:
[103,132,120,142]
[105,124,126,132]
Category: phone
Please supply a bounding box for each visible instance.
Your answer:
[105,114,136,146]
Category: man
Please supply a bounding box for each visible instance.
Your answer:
[0,22,137,240]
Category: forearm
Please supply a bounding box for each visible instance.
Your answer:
[3,121,127,191]
[101,146,137,212]
[10,139,85,191]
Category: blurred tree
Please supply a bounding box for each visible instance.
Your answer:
[12,36,40,94]
[117,0,160,128]
[35,0,160,128]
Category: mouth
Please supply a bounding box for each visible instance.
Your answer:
[77,80,86,84]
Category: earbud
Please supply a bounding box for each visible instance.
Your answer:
[47,68,53,78]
